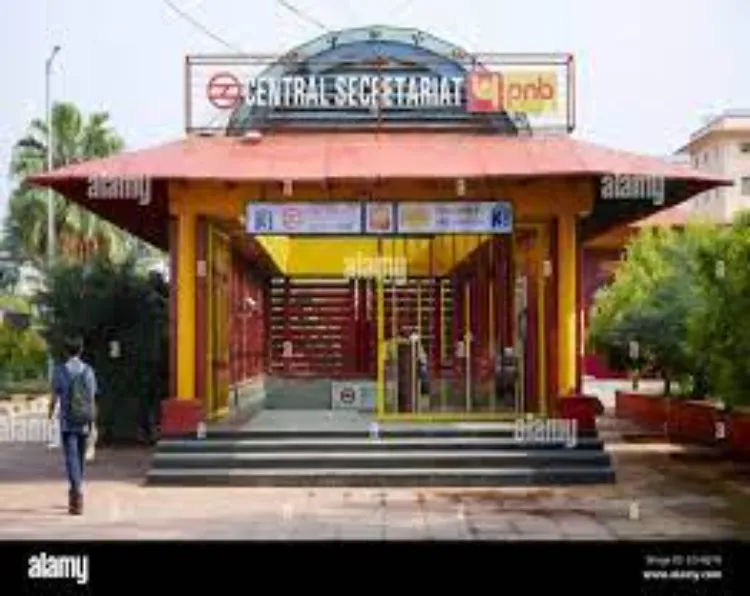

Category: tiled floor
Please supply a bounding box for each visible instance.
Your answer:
[0,440,748,540]
[2,402,749,540]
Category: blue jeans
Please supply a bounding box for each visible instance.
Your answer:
[61,432,88,495]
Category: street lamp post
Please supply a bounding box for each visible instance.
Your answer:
[45,45,60,268]
[45,45,60,383]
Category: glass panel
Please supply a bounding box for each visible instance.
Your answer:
[375,232,545,418]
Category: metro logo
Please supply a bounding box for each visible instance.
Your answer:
[466,72,503,113]
[466,71,558,115]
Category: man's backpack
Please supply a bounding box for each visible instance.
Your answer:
[62,365,95,427]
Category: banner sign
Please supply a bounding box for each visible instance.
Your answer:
[245,75,465,109]
[397,201,513,234]
[186,27,574,134]
[247,201,513,235]
[239,72,558,114]
[246,202,362,235]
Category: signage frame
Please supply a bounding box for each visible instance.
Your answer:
[245,200,514,236]
[245,201,364,236]
[394,200,513,235]
[187,47,575,134]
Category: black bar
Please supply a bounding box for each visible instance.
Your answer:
[1,540,746,593]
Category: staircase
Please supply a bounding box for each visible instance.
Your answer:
[146,423,616,487]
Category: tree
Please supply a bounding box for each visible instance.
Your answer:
[0,249,20,292]
[35,257,169,442]
[587,225,715,396]
[3,102,135,268]
[689,211,750,407]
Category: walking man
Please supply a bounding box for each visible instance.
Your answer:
[47,337,97,515]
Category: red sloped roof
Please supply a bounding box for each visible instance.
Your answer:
[633,204,731,227]
[28,131,729,184]
[632,206,690,227]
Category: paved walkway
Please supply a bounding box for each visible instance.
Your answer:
[0,435,748,540]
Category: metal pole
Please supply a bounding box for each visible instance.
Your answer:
[46,45,59,268]
[45,45,60,383]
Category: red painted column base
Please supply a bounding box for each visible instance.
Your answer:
[557,394,603,433]
[160,398,205,436]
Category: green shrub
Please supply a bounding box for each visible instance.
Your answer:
[0,325,47,381]
[35,256,168,443]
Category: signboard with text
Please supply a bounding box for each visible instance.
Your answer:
[246,203,362,235]
[233,71,559,115]
[187,28,574,133]
[397,202,513,234]
[246,201,513,235]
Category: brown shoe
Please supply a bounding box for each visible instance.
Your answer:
[68,491,83,515]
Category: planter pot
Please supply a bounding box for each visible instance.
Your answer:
[615,391,668,430]
[666,400,719,445]
[160,398,204,436]
[728,409,750,459]
[558,394,603,433]
[617,393,750,458]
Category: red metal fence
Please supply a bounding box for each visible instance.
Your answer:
[268,277,457,379]
[229,253,268,383]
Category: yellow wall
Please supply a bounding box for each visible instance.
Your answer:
[168,178,594,276]
[168,177,593,404]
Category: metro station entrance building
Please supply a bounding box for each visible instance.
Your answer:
[31,27,723,433]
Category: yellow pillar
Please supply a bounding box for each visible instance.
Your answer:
[557,214,577,397]
[176,212,197,400]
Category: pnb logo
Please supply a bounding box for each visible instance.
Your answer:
[467,72,503,113]
[466,71,558,115]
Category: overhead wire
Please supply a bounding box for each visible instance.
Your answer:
[161,0,246,53]
[276,0,330,32]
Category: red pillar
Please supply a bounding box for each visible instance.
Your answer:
[194,218,207,407]
[575,237,583,394]
[283,277,290,375]
[359,279,369,376]
[348,278,357,378]
[548,222,559,403]
[432,250,442,377]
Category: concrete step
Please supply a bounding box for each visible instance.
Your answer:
[149,423,614,488]
[173,426,599,441]
[146,466,616,487]
[151,449,612,469]
[157,436,604,452]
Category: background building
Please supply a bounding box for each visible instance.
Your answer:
[677,110,750,221]
[580,117,750,379]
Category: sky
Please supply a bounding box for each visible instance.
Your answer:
[0,0,748,219]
